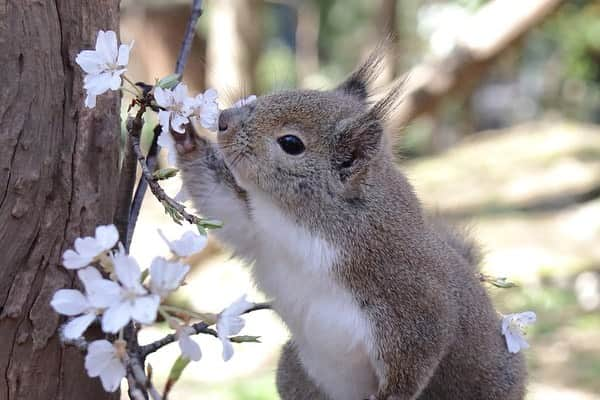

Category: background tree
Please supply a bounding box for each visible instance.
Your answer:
[0,1,120,399]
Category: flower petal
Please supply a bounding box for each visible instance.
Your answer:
[85,339,116,377]
[178,328,202,361]
[96,30,118,65]
[149,257,190,297]
[130,295,160,325]
[222,295,253,317]
[112,250,144,293]
[171,113,189,133]
[157,130,177,166]
[50,289,90,316]
[116,42,133,67]
[159,230,207,258]
[76,50,103,74]
[84,72,114,96]
[86,278,122,309]
[221,337,234,362]
[62,249,92,270]
[101,302,133,333]
[154,87,172,108]
[98,359,126,392]
[63,313,96,339]
[172,83,189,103]
[77,266,103,290]
[85,92,97,109]
[95,225,119,251]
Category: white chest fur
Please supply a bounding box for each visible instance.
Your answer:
[248,191,378,400]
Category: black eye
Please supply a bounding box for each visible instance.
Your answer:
[277,135,305,155]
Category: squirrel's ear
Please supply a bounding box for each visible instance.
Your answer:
[336,46,386,101]
[333,114,383,182]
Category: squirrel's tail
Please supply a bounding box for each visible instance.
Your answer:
[427,214,482,268]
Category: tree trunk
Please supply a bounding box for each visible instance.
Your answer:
[0,1,121,399]
[207,0,263,99]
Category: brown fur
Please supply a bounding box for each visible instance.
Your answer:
[177,51,526,400]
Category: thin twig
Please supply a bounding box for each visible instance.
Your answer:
[126,124,160,249]
[139,321,215,358]
[130,133,204,227]
[175,0,204,76]
[139,303,271,357]
[115,107,145,247]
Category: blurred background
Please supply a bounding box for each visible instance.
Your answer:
[120,0,600,398]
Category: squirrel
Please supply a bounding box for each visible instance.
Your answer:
[174,51,526,400]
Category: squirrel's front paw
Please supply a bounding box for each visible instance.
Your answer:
[173,124,199,155]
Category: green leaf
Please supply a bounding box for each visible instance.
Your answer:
[157,73,182,89]
[196,223,207,236]
[229,335,261,343]
[153,167,179,180]
[200,219,223,229]
[163,356,191,397]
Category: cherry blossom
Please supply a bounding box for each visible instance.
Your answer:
[50,267,121,339]
[216,295,253,361]
[158,229,208,258]
[501,311,536,353]
[155,83,192,165]
[149,256,190,298]
[85,339,127,392]
[188,88,220,131]
[75,30,133,108]
[100,247,160,333]
[62,224,119,269]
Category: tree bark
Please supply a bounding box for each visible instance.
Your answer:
[0,1,121,399]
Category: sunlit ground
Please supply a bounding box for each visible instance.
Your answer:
[125,118,600,399]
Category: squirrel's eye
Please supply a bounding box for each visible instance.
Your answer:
[277,135,305,155]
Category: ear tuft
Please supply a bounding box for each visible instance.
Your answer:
[333,114,384,182]
[336,44,388,101]
[369,76,406,123]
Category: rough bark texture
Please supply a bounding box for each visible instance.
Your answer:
[0,1,121,399]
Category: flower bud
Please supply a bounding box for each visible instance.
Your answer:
[157,73,182,89]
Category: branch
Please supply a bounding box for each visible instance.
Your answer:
[125,0,205,245]
[175,0,204,76]
[130,130,206,228]
[115,106,145,248]
[139,303,271,357]
[126,124,160,249]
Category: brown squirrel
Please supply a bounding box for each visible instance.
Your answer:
[175,51,526,400]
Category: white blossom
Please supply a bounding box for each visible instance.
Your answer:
[50,267,119,339]
[177,326,202,361]
[101,247,160,333]
[501,311,536,354]
[85,339,127,392]
[189,88,220,131]
[149,256,190,298]
[62,224,119,269]
[158,229,207,258]
[233,95,257,109]
[155,83,192,165]
[75,30,133,108]
[216,295,253,361]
